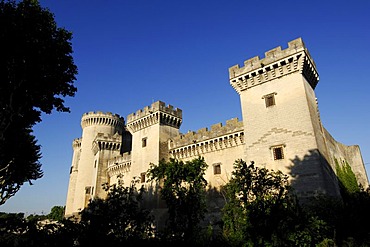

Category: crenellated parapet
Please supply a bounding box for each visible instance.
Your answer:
[72,138,81,150]
[126,101,182,133]
[81,111,125,130]
[169,118,244,159]
[229,38,319,94]
[92,132,122,155]
[107,153,132,177]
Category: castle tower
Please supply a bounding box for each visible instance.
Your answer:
[65,111,124,217]
[91,132,124,199]
[229,38,341,199]
[126,101,182,184]
[64,138,81,217]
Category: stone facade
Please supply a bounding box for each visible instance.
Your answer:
[65,38,369,218]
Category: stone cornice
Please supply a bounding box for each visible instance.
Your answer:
[107,154,131,177]
[169,130,244,159]
[81,111,125,130]
[92,133,122,155]
[170,118,243,148]
[126,101,182,133]
[229,38,319,94]
[107,162,131,177]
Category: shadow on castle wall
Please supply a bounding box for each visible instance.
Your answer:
[137,182,227,232]
[133,152,335,231]
[288,149,341,203]
[106,150,363,232]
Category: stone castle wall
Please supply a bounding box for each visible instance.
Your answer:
[323,127,369,187]
[169,117,244,162]
[107,153,132,185]
[65,38,369,218]
[169,118,245,188]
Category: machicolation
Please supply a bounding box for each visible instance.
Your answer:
[170,118,244,149]
[65,37,368,219]
[229,38,319,93]
[81,111,125,129]
[126,101,182,132]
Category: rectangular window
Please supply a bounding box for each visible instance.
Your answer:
[263,92,277,107]
[273,146,284,160]
[213,163,221,175]
[142,137,147,147]
[85,186,91,194]
[265,95,275,107]
[140,172,146,183]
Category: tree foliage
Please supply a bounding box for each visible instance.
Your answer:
[222,159,327,246]
[78,178,154,245]
[147,157,208,242]
[306,186,370,246]
[0,0,77,205]
[47,206,65,222]
[0,126,41,205]
[0,211,79,247]
[0,158,369,246]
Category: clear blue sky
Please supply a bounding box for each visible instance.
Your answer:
[1,0,369,215]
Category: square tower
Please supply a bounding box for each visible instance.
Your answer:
[229,38,341,199]
[126,101,182,184]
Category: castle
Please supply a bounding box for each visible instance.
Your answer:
[65,38,369,218]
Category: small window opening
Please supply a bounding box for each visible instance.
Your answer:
[213,163,221,175]
[140,172,146,183]
[265,95,275,107]
[142,138,147,147]
[85,186,91,194]
[273,146,284,160]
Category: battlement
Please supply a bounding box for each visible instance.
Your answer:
[72,138,81,149]
[169,118,244,159]
[170,117,244,149]
[126,101,182,132]
[107,153,132,177]
[229,38,311,78]
[82,111,122,118]
[81,111,125,129]
[127,101,182,123]
[229,38,319,93]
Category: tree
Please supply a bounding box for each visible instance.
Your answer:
[78,178,154,246]
[0,211,80,247]
[0,0,78,205]
[0,125,42,205]
[147,157,208,242]
[48,206,65,222]
[222,159,327,246]
[306,186,370,246]
[0,212,27,246]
